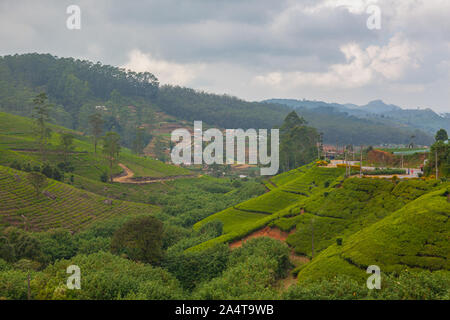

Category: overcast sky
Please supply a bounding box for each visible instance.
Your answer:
[1,0,449,113]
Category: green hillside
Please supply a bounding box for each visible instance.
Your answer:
[297,185,450,282]
[0,165,159,232]
[189,161,449,288]
[285,178,441,257]
[190,164,346,251]
[0,111,190,181]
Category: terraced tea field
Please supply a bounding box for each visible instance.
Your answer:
[0,112,191,181]
[191,164,345,251]
[296,185,450,282]
[0,165,159,232]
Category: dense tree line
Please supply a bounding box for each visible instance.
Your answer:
[156,85,289,129]
[0,53,434,147]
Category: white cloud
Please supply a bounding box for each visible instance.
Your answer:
[253,33,419,89]
[303,0,379,14]
[122,49,205,86]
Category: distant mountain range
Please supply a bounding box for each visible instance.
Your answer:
[264,99,449,137]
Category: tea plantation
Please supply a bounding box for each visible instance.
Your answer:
[0,165,159,231]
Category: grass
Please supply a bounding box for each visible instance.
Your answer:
[0,165,159,232]
[189,164,345,251]
[0,111,191,182]
[269,162,315,187]
[286,178,441,257]
[194,207,269,234]
[236,189,303,214]
[296,185,450,282]
[280,166,345,194]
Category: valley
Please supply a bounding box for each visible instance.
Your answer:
[0,54,448,301]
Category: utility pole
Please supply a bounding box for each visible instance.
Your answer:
[317,143,320,160]
[435,149,438,179]
[311,218,315,259]
[346,147,349,177]
[401,154,404,169]
[360,145,363,178]
[27,273,31,300]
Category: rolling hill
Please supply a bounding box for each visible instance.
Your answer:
[0,53,439,147]
[189,162,449,284]
[296,185,450,282]
[0,111,190,181]
[0,165,159,232]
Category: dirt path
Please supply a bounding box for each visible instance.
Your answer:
[113,163,135,183]
[112,163,195,184]
[229,226,296,249]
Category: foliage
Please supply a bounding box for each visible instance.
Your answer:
[0,166,159,232]
[102,132,121,182]
[26,171,48,197]
[424,139,449,178]
[435,129,448,142]
[32,92,52,160]
[31,252,181,300]
[88,113,104,153]
[279,111,318,172]
[59,133,74,163]
[164,244,230,291]
[193,238,289,299]
[296,186,450,282]
[283,271,450,300]
[0,227,43,263]
[363,168,406,175]
[110,216,164,265]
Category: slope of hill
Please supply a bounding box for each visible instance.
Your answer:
[189,165,346,251]
[296,185,450,282]
[0,111,190,181]
[285,178,441,257]
[0,165,159,232]
[188,161,449,286]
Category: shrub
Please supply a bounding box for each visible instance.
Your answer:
[100,171,108,183]
[110,216,164,265]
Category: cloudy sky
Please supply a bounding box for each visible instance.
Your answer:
[1,0,449,112]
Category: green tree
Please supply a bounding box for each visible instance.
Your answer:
[59,133,74,163]
[153,136,167,162]
[89,113,104,153]
[132,127,145,155]
[2,227,42,263]
[102,132,121,182]
[110,216,164,265]
[435,129,448,142]
[279,111,318,172]
[425,140,449,178]
[32,92,52,160]
[26,172,48,198]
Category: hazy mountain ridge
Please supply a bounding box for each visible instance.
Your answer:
[265,98,449,135]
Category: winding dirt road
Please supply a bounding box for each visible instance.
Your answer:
[113,163,194,184]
